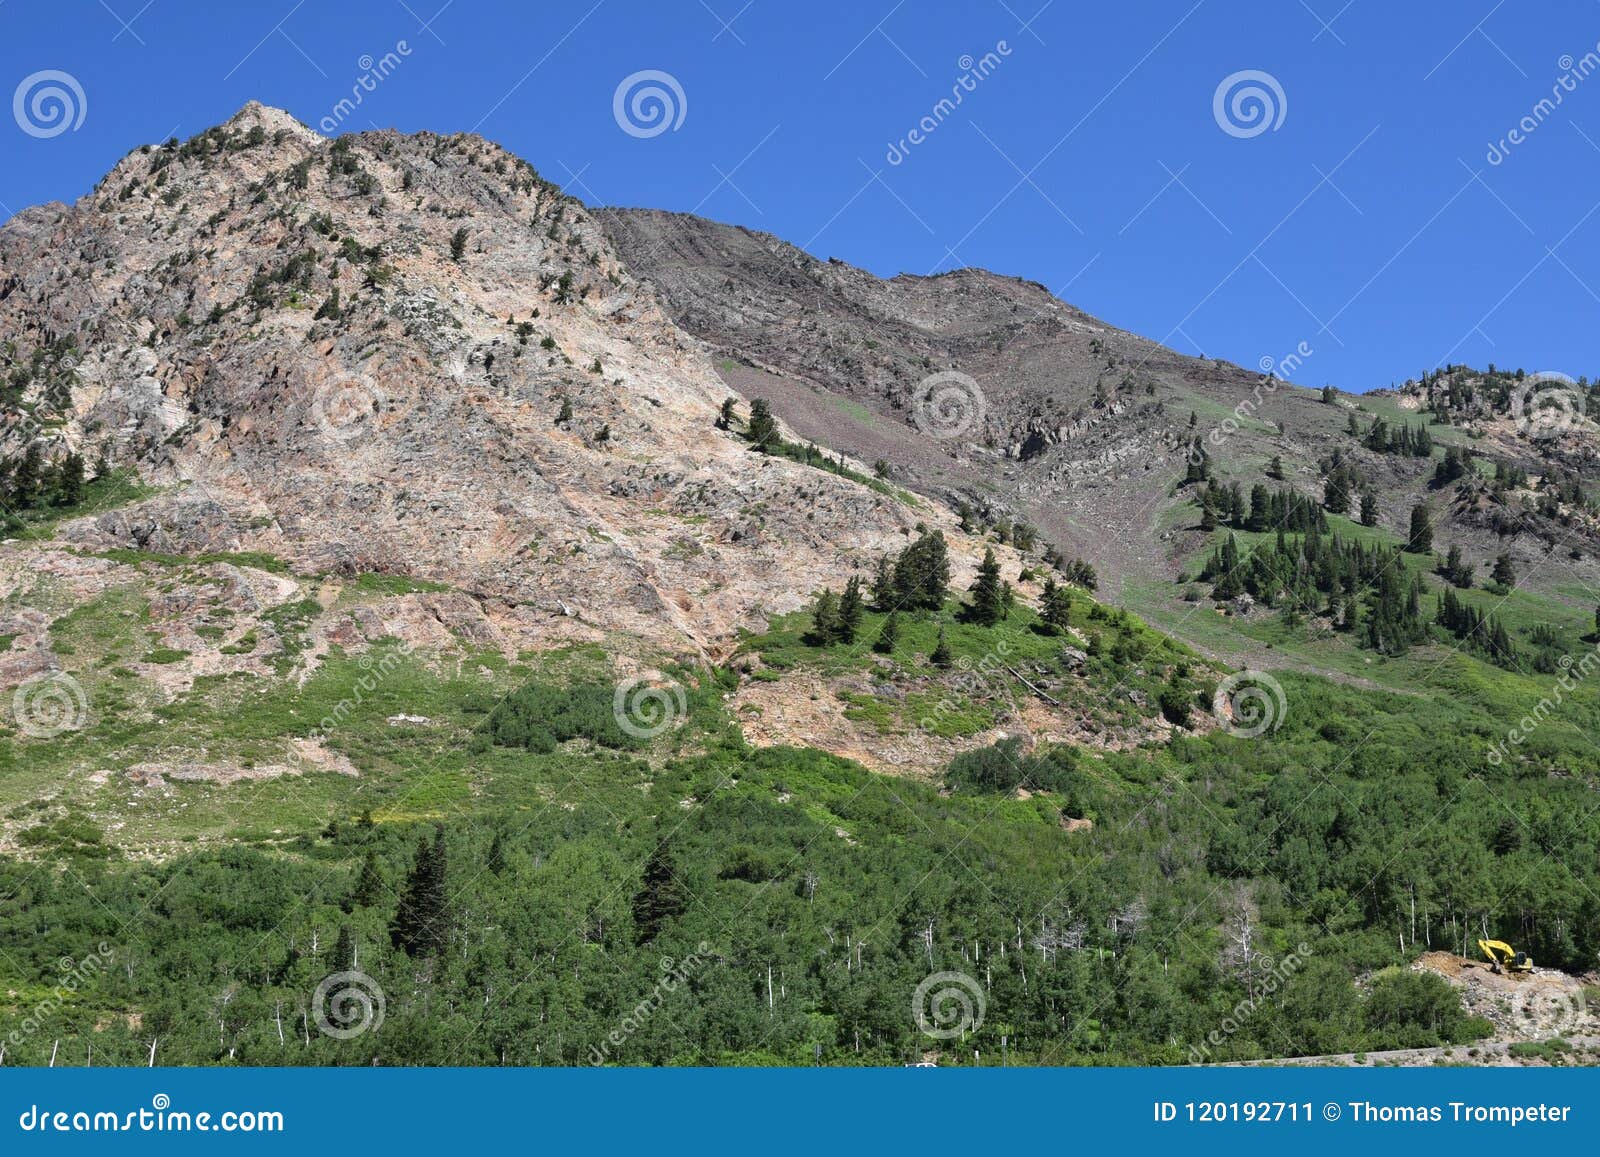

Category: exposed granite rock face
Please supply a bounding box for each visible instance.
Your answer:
[0,104,1015,662]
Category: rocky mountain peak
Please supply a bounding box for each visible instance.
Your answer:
[0,108,1018,663]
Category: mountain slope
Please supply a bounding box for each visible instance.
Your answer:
[0,105,1011,665]
[598,208,1600,667]
[3,105,1156,856]
[3,107,1600,1071]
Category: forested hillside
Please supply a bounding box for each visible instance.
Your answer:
[4,566,1599,1065]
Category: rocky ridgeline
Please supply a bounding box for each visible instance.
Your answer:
[600,208,1600,608]
[0,104,1016,661]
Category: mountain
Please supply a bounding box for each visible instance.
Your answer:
[2,106,1600,1069]
[600,207,1600,662]
[0,104,1019,666]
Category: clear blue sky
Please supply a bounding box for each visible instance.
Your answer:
[2,0,1597,391]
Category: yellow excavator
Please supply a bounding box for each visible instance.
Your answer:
[1478,939,1534,975]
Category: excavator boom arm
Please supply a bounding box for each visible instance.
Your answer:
[1477,938,1533,972]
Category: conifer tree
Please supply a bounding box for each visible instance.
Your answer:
[1247,484,1270,531]
[806,588,840,645]
[53,453,85,508]
[930,625,953,668]
[333,924,357,972]
[1407,504,1433,553]
[969,548,1003,626]
[746,398,779,450]
[1226,483,1246,526]
[391,826,450,958]
[632,841,689,945]
[1323,469,1350,515]
[837,575,865,643]
[873,610,900,654]
[349,850,385,909]
[1041,577,1073,633]
[1340,592,1361,633]
[1359,491,1378,527]
[893,531,950,610]
[314,287,342,321]
[871,556,895,609]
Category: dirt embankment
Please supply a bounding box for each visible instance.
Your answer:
[1231,952,1598,1068]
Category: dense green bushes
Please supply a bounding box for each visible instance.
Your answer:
[945,737,1088,809]
[4,575,1600,1068]
[481,682,639,752]
[5,655,1595,1066]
